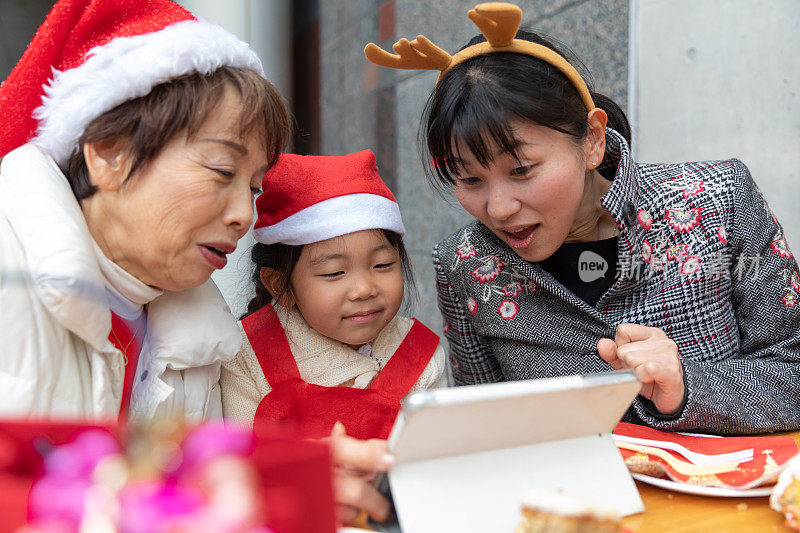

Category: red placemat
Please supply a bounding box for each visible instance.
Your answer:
[614,422,798,489]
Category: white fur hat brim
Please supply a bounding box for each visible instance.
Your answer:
[32,18,263,167]
[253,193,407,246]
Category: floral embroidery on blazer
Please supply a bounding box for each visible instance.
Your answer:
[434,128,800,434]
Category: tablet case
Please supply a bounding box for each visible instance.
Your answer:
[387,371,644,532]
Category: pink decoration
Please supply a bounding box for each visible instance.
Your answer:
[665,208,702,232]
[770,233,794,259]
[501,281,523,297]
[456,246,477,260]
[467,297,478,316]
[682,180,705,199]
[28,430,119,528]
[27,423,271,533]
[681,256,702,276]
[498,299,519,320]
[666,243,689,262]
[637,210,652,231]
[175,421,256,479]
[470,256,504,283]
[717,226,728,245]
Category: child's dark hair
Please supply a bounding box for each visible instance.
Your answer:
[420,29,631,190]
[242,229,415,319]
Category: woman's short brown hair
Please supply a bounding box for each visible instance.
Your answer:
[66,66,291,200]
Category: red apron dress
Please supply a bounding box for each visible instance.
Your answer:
[242,304,439,441]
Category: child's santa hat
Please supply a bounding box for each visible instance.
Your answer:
[0,0,263,167]
[254,150,406,246]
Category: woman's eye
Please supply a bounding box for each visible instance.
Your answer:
[510,165,530,176]
[208,167,234,177]
[251,187,262,196]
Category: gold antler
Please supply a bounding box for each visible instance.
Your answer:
[467,2,522,48]
[363,2,594,110]
[364,35,452,71]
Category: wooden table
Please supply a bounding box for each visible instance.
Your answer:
[622,479,785,532]
[352,432,799,532]
[620,431,800,533]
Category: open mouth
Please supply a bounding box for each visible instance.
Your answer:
[199,244,231,269]
[203,245,227,257]
[501,224,539,249]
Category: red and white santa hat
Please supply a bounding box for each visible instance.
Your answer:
[254,150,406,246]
[0,0,263,167]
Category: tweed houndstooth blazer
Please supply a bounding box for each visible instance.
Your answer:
[433,128,800,434]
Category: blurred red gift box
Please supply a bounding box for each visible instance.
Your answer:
[252,429,337,533]
[0,419,119,532]
[0,419,336,533]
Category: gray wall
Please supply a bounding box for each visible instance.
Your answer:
[0,1,52,80]
[319,0,629,331]
[632,0,800,251]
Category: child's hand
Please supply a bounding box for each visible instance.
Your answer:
[597,323,685,416]
[328,422,394,525]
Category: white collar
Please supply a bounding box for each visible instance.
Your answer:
[356,341,375,357]
[276,303,401,360]
[91,240,162,320]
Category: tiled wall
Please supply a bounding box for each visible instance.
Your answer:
[319,0,629,332]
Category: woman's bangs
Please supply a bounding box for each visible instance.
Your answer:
[434,96,523,182]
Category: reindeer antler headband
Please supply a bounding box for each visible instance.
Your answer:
[364,2,595,111]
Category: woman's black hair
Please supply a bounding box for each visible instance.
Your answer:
[242,229,416,319]
[420,29,631,189]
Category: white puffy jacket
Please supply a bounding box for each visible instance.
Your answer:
[0,144,242,422]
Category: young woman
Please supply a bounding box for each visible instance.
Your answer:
[365,2,800,434]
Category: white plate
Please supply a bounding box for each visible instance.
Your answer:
[632,473,773,498]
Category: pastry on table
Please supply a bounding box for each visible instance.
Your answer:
[771,454,800,530]
[515,489,622,533]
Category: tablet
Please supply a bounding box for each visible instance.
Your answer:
[385,370,645,532]
[388,369,641,464]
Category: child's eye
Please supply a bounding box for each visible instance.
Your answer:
[321,271,345,278]
[456,176,481,186]
[374,262,395,270]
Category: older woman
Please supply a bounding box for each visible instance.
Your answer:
[366,2,800,434]
[0,0,290,421]
[0,0,397,523]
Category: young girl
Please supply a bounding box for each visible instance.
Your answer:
[220,149,447,441]
[364,2,800,434]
